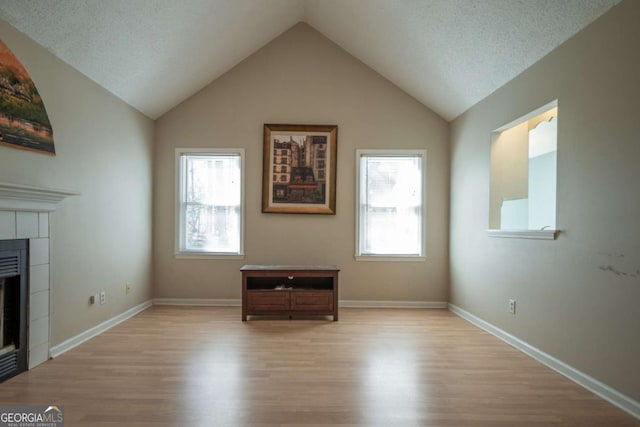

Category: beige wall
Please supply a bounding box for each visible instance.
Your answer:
[450,0,639,402]
[0,20,154,345]
[154,23,450,302]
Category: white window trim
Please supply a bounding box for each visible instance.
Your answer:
[490,99,559,236]
[174,148,245,259]
[355,149,427,262]
[487,229,559,240]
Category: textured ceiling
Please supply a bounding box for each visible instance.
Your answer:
[0,0,621,120]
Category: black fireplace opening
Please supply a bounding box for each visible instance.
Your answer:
[0,239,28,382]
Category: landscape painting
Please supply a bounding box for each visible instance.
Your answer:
[262,124,337,214]
[0,40,55,155]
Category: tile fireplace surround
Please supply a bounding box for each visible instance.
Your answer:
[0,182,77,369]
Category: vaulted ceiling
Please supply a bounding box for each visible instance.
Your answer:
[0,0,621,120]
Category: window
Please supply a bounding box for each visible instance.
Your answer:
[356,149,426,260]
[176,148,244,257]
[489,100,558,239]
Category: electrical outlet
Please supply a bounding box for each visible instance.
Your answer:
[508,299,516,314]
[100,291,106,305]
[125,283,131,295]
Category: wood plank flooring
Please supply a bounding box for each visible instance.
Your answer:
[0,306,637,426]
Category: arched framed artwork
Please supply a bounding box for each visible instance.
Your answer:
[0,40,55,155]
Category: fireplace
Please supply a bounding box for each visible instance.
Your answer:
[0,239,28,382]
[0,182,77,375]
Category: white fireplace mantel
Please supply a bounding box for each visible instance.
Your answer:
[0,182,78,370]
[0,182,79,212]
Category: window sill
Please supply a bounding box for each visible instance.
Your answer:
[175,252,245,260]
[355,255,426,262]
[486,229,559,240]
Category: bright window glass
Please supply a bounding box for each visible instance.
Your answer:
[356,150,426,259]
[176,149,244,255]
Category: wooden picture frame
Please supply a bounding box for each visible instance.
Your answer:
[262,124,337,214]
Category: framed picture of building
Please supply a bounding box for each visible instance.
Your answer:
[262,124,337,214]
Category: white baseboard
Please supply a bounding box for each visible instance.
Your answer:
[448,303,640,420]
[49,300,152,358]
[153,298,241,306]
[152,298,447,309]
[340,300,447,308]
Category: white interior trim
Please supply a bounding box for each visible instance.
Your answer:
[487,229,559,240]
[152,298,447,309]
[0,182,79,212]
[174,148,245,257]
[340,300,446,308]
[49,300,152,358]
[448,303,640,420]
[494,99,559,132]
[153,298,241,306]
[355,149,427,259]
[174,253,245,260]
[355,255,427,262]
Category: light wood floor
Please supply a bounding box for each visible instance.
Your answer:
[0,306,637,426]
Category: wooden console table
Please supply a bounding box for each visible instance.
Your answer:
[241,265,339,321]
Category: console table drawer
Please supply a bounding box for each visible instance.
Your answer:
[290,291,333,312]
[247,291,290,312]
